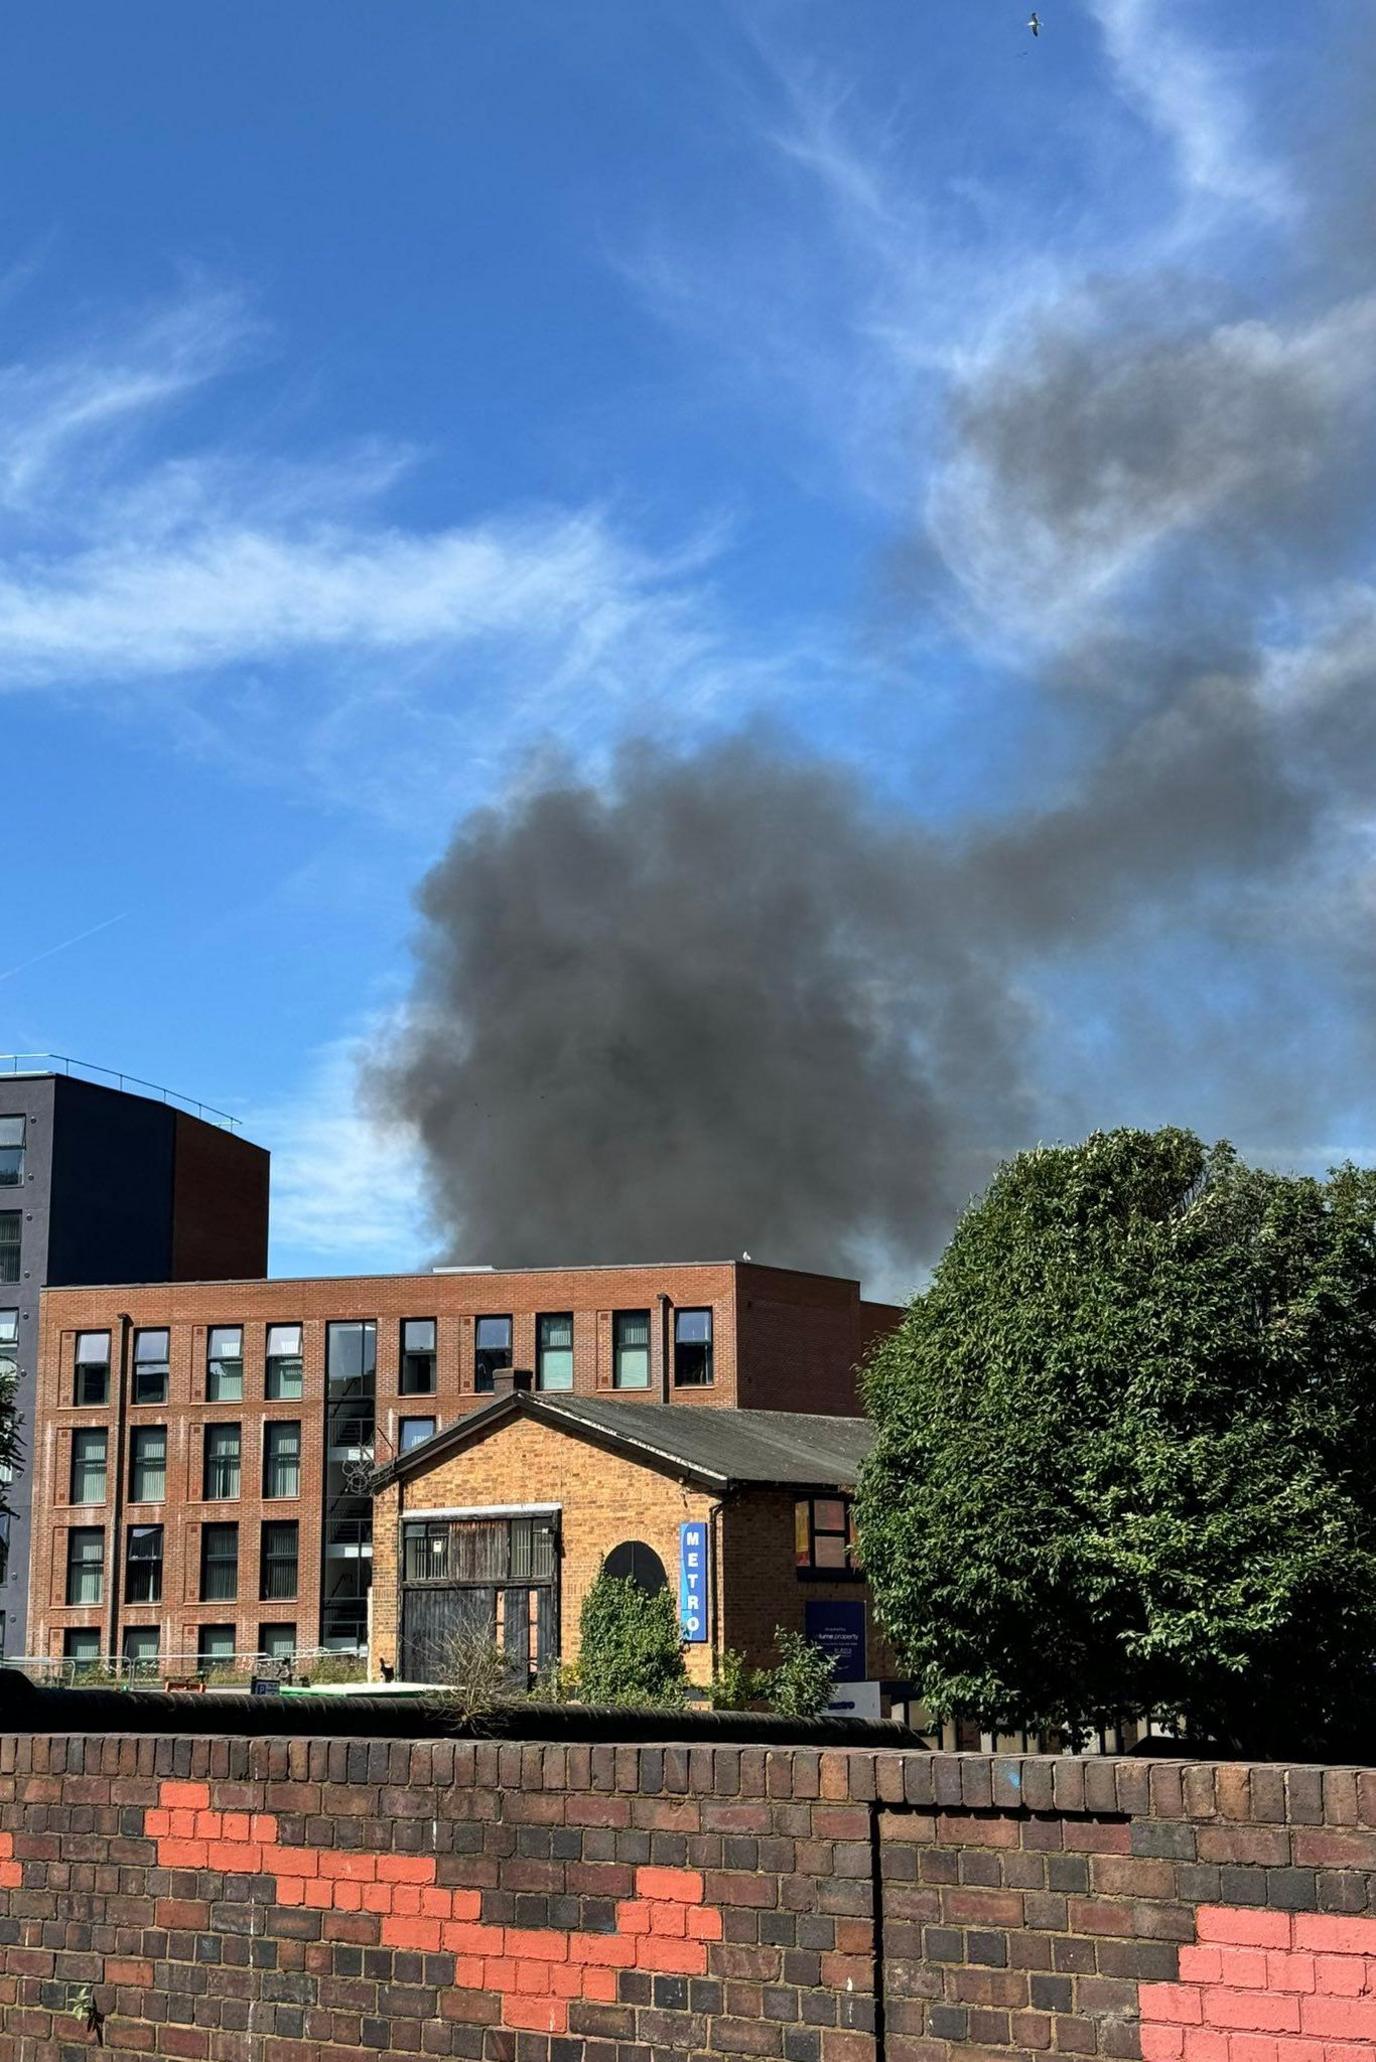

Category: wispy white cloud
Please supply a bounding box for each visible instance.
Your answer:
[0,285,764,822]
[249,1027,429,1276]
[1085,0,1290,223]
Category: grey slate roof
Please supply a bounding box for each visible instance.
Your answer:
[536,1397,874,1489]
[374,1393,873,1492]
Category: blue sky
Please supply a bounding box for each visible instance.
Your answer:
[2,0,1367,1285]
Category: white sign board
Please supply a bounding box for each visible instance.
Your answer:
[824,1680,882,1720]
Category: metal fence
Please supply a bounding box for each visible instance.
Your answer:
[8,1646,367,1690]
[0,1053,243,1133]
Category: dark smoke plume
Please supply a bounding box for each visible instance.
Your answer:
[375,41,1376,1289]
[369,739,1032,1282]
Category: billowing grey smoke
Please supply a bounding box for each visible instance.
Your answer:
[376,72,1376,1288]
[369,740,1033,1282]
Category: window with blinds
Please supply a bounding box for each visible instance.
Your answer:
[537,1313,574,1391]
[200,1522,239,1602]
[65,1527,104,1605]
[203,1423,241,1500]
[266,1324,304,1400]
[613,1310,651,1389]
[263,1421,301,1499]
[260,1519,299,1601]
[129,1426,166,1502]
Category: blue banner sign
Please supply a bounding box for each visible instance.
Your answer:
[679,1520,708,1642]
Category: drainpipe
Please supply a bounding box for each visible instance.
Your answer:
[658,1294,672,1403]
[106,1313,131,1661]
[707,1498,725,1660]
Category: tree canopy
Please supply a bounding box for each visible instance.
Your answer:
[856,1127,1376,1756]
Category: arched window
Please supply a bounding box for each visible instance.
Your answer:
[603,1540,669,1595]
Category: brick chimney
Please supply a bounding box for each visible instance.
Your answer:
[490,1366,534,1397]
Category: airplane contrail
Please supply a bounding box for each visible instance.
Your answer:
[0,911,129,985]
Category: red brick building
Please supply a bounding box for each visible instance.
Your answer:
[27,1261,900,1673]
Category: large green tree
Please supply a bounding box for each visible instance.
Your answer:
[857,1128,1376,1756]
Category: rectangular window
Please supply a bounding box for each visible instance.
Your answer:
[263,1421,301,1499]
[265,1323,303,1400]
[474,1316,512,1394]
[64,1627,101,1668]
[203,1423,241,1501]
[0,1211,18,1285]
[794,1496,858,1575]
[200,1522,238,1602]
[128,1426,167,1503]
[259,1622,296,1661]
[122,1625,160,1672]
[0,1116,24,1187]
[673,1308,714,1387]
[74,1330,110,1406]
[260,1519,299,1601]
[326,1320,376,1394]
[197,1624,235,1670]
[0,1308,16,1383]
[126,1524,164,1604]
[403,1514,557,1585]
[207,1326,243,1402]
[537,1313,574,1391]
[613,1310,651,1389]
[65,1526,104,1605]
[70,1429,107,1505]
[399,1415,436,1453]
[133,1328,169,1405]
[401,1318,437,1394]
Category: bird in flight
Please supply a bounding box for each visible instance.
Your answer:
[1028,10,1041,32]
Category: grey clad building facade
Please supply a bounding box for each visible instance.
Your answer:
[0,1060,269,1656]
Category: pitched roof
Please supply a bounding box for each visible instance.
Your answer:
[373,1393,874,1494]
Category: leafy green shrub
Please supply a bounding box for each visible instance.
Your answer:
[578,1572,688,1707]
[764,1629,836,1719]
[709,1648,765,1711]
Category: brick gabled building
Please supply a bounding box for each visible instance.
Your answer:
[27,1260,901,1674]
[369,1383,904,1698]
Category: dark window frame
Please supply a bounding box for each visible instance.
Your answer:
[265,1322,304,1401]
[474,1315,512,1395]
[260,1518,299,1601]
[65,1526,105,1605]
[199,1521,239,1603]
[400,1317,437,1395]
[794,1495,862,1581]
[128,1425,167,1503]
[126,1524,164,1604]
[0,1209,19,1285]
[612,1309,652,1390]
[70,1428,108,1505]
[399,1414,437,1453]
[73,1330,110,1407]
[262,1420,301,1500]
[536,1312,574,1392]
[202,1422,242,1502]
[197,1624,236,1670]
[672,1307,714,1387]
[132,1328,170,1406]
[206,1325,244,1403]
[0,1114,24,1187]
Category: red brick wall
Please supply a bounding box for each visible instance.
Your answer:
[7,1735,1376,2062]
[168,1115,270,1282]
[734,1266,902,1417]
[30,1262,885,1660]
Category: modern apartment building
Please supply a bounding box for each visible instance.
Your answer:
[27,1261,900,1671]
[0,1058,269,1656]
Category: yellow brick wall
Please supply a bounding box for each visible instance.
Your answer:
[369,1415,719,1686]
